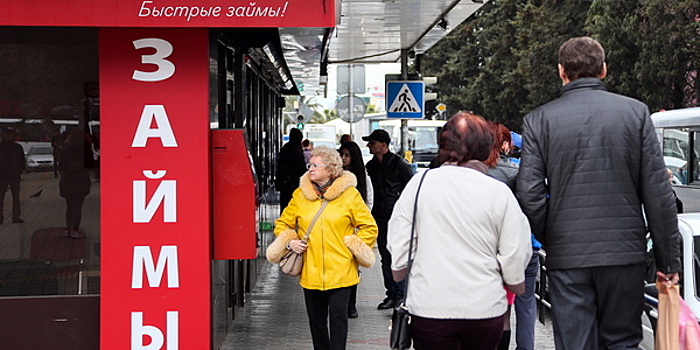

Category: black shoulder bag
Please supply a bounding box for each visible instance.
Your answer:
[390,170,429,350]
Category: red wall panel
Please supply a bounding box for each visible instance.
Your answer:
[99,28,211,350]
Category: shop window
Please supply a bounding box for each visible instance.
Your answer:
[0,27,100,296]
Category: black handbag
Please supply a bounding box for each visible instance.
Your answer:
[389,170,429,350]
[390,303,412,350]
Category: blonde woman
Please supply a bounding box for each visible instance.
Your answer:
[270,146,378,350]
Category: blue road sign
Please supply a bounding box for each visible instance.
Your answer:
[386,81,425,119]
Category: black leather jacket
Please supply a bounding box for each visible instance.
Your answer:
[516,78,681,273]
[366,151,414,220]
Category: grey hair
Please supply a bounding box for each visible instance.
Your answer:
[310,146,344,178]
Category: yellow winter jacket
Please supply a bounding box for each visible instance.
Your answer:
[274,171,378,291]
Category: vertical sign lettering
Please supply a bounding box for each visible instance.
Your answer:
[99,28,210,349]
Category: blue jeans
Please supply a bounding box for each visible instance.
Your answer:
[514,251,539,350]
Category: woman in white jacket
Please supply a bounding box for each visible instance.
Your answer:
[388,112,531,350]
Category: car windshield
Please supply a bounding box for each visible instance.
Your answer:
[410,127,440,152]
[28,146,53,155]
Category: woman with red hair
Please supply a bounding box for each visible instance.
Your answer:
[486,122,521,350]
[388,112,531,349]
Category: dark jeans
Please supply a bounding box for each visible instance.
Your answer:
[411,314,504,350]
[0,178,21,220]
[514,250,539,350]
[548,264,645,350]
[303,286,352,350]
[376,217,405,300]
[65,195,87,229]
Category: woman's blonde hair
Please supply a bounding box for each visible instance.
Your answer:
[310,146,344,178]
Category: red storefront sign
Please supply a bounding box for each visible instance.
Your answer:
[99,28,210,349]
[0,0,335,27]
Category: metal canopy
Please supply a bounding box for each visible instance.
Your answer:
[280,0,488,96]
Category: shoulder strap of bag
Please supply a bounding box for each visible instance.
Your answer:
[302,200,328,241]
[401,169,430,305]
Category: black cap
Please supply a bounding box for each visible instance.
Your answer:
[361,129,391,144]
[2,126,15,133]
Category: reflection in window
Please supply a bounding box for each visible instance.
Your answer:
[0,27,100,296]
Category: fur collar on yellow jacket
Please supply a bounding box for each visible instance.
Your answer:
[299,170,357,201]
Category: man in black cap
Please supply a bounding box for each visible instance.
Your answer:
[362,129,414,309]
[0,127,25,224]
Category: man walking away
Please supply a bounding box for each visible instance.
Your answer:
[0,127,25,224]
[516,36,681,350]
[363,129,414,309]
[275,128,306,214]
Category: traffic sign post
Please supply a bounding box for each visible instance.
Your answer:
[435,103,447,119]
[336,96,365,124]
[386,81,425,119]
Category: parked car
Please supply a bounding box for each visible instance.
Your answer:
[25,145,54,171]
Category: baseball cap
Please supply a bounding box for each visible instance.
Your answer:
[510,131,522,149]
[361,129,391,144]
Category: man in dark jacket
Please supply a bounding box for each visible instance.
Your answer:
[276,128,306,214]
[363,129,414,309]
[0,127,25,224]
[516,37,681,349]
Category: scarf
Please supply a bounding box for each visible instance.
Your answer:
[313,179,334,199]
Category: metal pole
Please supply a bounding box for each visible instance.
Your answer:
[400,49,409,156]
[349,64,354,137]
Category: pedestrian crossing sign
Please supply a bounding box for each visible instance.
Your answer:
[386,81,425,119]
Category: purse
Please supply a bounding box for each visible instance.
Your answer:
[390,170,429,350]
[278,200,328,277]
[279,249,304,276]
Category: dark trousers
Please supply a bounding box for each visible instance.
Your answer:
[411,314,504,350]
[376,217,405,300]
[348,284,356,311]
[65,195,86,229]
[548,264,645,350]
[514,251,539,350]
[0,178,21,220]
[303,287,352,350]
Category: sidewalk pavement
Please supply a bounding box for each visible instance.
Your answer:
[220,229,556,350]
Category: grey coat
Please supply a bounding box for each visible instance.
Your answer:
[516,78,681,273]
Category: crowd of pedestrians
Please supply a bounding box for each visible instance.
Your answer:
[271,36,681,350]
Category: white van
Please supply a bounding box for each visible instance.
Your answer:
[641,107,700,349]
[376,119,446,168]
[651,107,700,212]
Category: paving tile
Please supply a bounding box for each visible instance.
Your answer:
[220,245,556,350]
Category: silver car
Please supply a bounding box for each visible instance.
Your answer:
[25,145,54,171]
